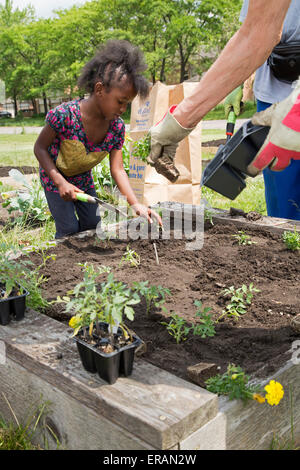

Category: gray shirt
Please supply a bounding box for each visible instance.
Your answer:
[240,0,300,103]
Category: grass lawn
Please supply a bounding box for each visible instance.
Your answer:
[0,134,38,167]
[204,101,257,120]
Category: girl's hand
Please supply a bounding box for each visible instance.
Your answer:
[57,181,83,202]
[131,203,163,227]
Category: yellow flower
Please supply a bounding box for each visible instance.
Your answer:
[69,315,81,329]
[264,380,284,406]
[253,393,265,404]
[231,374,238,380]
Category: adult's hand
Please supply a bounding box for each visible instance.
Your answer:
[248,79,300,175]
[224,85,243,119]
[147,105,195,183]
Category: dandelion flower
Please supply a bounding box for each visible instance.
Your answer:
[264,380,284,406]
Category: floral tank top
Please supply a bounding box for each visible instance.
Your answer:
[40,99,125,192]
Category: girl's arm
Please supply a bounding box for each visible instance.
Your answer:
[109,148,162,225]
[34,124,83,201]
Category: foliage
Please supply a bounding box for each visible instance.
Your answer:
[232,230,257,246]
[161,313,190,344]
[0,242,51,310]
[218,283,260,321]
[119,245,140,268]
[205,364,262,402]
[132,280,171,315]
[192,300,216,338]
[205,364,285,407]
[0,0,243,108]
[61,263,140,339]
[1,169,51,227]
[282,228,300,251]
[131,135,151,163]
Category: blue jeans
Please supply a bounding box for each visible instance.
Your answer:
[45,187,101,239]
[257,99,300,220]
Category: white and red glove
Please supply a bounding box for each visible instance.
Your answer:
[248,78,300,175]
[147,105,195,183]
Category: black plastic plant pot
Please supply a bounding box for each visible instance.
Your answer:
[75,336,97,374]
[201,121,270,200]
[0,284,29,324]
[93,346,121,385]
[0,290,11,326]
[119,336,142,377]
[74,324,142,384]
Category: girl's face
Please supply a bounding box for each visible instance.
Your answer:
[95,79,137,121]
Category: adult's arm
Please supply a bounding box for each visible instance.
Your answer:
[174,0,292,128]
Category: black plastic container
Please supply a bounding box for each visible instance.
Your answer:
[0,283,29,325]
[201,121,270,200]
[74,324,142,385]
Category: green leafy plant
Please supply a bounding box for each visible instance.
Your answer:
[232,230,256,246]
[205,364,262,402]
[161,313,191,344]
[132,281,171,315]
[218,283,260,321]
[0,243,51,310]
[282,228,300,251]
[192,300,216,338]
[119,245,140,268]
[131,134,151,163]
[61,264,140,341]
[1,170,51,227]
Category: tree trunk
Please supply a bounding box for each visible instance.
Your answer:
[42,91,48,115]
[160,57,166,83]
[13,91,18,117]
[31,98,37,114]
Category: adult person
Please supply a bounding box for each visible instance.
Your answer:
[223,0,300,220]
[147,0,300,220]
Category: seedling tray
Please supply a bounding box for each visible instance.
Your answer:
[74,325,142,384]
[201,120,270,200]
[0,283,29,325]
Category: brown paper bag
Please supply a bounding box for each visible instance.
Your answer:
[129,81,202,206]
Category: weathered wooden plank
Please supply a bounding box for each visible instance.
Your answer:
[0,309,218,449]
[0,357,156,450]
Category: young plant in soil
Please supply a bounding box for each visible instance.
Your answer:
[192,300,216,338]
[132,281,171,315]
[205,363,285,407]
[0,243,50,310]
[282,228,300,251]
[63,264,141,346]
[205,364,263,402]
[232,230,257,246]
[119,245,141,268]
[160,314,191,344]
[218,283,260,321]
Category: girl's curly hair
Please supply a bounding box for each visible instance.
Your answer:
[77,40,149,99]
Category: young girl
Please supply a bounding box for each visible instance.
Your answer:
[34,39,161,238]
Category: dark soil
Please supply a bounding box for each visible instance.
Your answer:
[0,165,37,177]
[26,222,300,383]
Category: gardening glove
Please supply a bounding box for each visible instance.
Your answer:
[248,78,300,176]
[224,85,243,119]
[147,105,195,183]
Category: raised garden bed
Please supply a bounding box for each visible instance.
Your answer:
[26,215,300,382]
[1,207,300,450]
